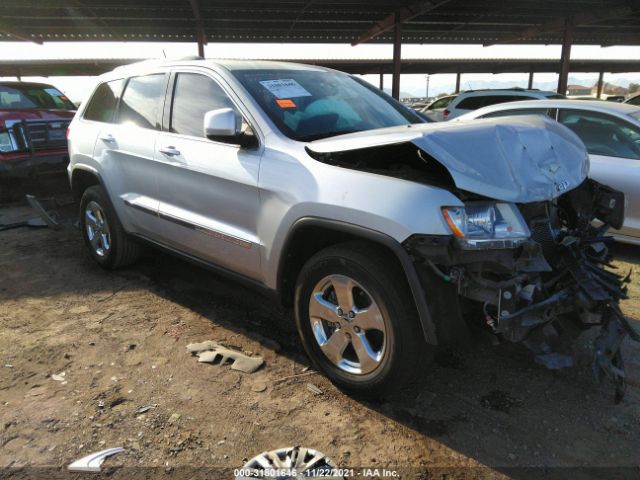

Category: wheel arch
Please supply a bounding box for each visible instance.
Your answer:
[70,165,102,201]
[277,217,438,345]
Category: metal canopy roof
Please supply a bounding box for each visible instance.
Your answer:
[2,57,640,77]
[1,0,639,46]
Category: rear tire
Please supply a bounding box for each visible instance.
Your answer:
[294,242,431,398]
[79,185,140,269]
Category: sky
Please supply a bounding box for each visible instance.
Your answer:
[2,41,640,102]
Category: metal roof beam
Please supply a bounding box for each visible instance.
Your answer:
[485,7,633,46]
[351,0,453,45]
[0,18,42,44]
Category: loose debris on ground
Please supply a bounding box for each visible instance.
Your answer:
[187,340,264,373]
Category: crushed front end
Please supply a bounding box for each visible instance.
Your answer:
[405,179,639,402]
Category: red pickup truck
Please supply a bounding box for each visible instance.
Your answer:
[0,81,76,178]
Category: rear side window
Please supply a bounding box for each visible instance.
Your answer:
[627,95,640,106]
[457,95,531,110]
[428,96,455,110]
[170,73,236,137]
[558,109,640,159]
[83,80,123,123]
[117,74,165,129]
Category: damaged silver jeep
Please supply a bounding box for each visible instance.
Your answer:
[68,60,638,399]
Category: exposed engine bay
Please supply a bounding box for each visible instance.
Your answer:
[405,178,638,402]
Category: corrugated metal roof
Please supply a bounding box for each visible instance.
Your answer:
[0,0,639,46]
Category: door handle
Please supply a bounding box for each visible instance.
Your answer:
[100,134,115,143]
[159,146,181,157]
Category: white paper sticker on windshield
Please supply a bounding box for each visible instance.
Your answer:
[44,88,63,96]
[259,79,312,99]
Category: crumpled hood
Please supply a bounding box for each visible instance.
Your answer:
[306,116,589,203]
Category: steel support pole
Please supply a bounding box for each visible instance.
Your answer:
[597,70,604,98]
[455,72,461,93]
[391,12,402,100]
[197,36,205,58]
[379,67,384,90]
[528,70,534,89]
[557,17,574,95]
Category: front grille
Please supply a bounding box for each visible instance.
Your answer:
[8,119,70,152]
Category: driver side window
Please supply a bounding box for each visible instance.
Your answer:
[558,109,640,160]
[170,73,239,138]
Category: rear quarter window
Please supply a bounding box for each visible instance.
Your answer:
[83,80,124,123]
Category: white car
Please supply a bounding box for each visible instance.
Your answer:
[457,99,640,244]
[442,89,565,121]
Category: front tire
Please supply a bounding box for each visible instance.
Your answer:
[294,242,430,397]
[79,185,140,269]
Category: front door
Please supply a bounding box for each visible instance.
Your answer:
[153,71,262,279]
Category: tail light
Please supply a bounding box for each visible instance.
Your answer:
[66,126,71,139]
[443,109,450,119]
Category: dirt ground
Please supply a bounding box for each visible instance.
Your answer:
[1,176,640,479]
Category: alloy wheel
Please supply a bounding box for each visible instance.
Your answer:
[308,274,388,375]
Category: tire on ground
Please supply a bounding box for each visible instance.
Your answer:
[294,241,432,398]
[79,185,140,269]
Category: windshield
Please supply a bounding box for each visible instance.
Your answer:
[231,68,422,141]
[0,84,76,110]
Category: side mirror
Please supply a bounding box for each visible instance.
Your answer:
[203,108,241,140]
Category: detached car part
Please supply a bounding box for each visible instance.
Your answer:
[236,446,340,480]
[67,447,124,472]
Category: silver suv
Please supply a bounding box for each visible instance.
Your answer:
[68,59,634,398]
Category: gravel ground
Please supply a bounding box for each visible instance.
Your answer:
[1,179,639,479]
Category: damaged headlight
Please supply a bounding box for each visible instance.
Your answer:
[442,202,530,249]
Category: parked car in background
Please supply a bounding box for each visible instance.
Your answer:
[441,89,565,120]
[419,95,457,121]
[456,99,640,244]
[0,81,76,178]
[67,59,632,398]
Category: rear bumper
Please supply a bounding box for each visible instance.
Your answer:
[0,151,69,178]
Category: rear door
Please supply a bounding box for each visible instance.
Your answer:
[557,108,640,238]
[93,73,168,237]
[153,69,262,279]
[71,79,124,176]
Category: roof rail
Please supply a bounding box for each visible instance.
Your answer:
[113,56,204,71]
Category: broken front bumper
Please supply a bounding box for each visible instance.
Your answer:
[405,179,639,402]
